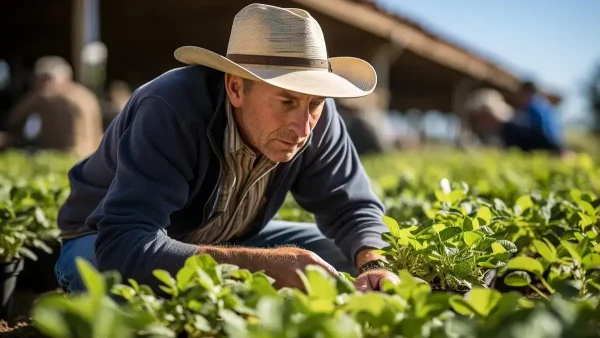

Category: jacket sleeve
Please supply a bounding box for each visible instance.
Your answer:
[290,99,388,266]
[93,96,201,289]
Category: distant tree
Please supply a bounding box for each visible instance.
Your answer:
[588,62,600,134]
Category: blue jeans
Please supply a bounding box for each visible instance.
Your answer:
[54,220,357,293]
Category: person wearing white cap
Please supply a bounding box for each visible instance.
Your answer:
[55,3,398,294]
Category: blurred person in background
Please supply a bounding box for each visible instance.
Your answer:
[515,81,564,147]
[1,56,103,158]
[466,88,568,155]
[101,79,131,130]
[55,3,399,296]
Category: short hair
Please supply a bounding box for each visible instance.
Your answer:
[520,81,538,93]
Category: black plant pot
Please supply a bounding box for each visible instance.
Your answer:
[0,258,24,320]
[17,242,61,293]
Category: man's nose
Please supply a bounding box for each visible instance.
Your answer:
[288,109,311,138]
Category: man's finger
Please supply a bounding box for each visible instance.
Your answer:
[307,253,339,276]
[354,275,371,292]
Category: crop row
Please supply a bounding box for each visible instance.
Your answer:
[0,149,598,337]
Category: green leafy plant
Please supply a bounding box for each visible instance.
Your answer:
[32,258,171,338]
[380,208,515,291]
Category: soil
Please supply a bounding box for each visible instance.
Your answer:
[0,288,61,337]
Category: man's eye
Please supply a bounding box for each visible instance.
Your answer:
[310,101,324,107]
[281,100,294,105]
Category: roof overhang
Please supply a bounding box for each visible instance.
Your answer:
[291,0,562,106]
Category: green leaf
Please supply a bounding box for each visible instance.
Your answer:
[193,315,211,332]
[497,240,518,254]
[31,297,72,338]
[506,256,545,276]
[383,215,401,237]
[33,239,53,254]
[449,296,477,316]
[76,257,106,297]
[515,195,533,213]
[344,292,388,317]
[504,271,531,287]
[560,240,583,263]
[463,216,480,231]
[491,242,506,254]
[196,268,215,290]
[449,190,465,204]
[304,265,338,301]
[128,278,139,292]
[582,253,600,270]
[410,219,435,236]
[466,287,502,317]
[476,206,492,225]
[251,274,279,297]
[533,239,556,262]
[452,261,471,279]
[578,213,594,227]
[543,238,558,257]
[578,200,596,216]
[594,244,600,253]
[256,297,284,333]
[439,226,462,242]
[219,309,248,338]
[34,207,49,226]
[488,291,521,324]
[176,267,195,290]
[19,247,38,261]
[435,190,451,203]
[463,231,482,247]
[153,270,176,289]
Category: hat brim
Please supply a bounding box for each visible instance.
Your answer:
[174,46,377,98]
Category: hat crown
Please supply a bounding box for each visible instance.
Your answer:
[227,3,328,60]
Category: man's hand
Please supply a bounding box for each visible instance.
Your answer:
[354,269,400,292]
[197,245,338,290]
[259,246,339,290]
[354,247,400,292]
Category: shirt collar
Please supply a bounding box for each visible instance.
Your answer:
[225,97,249,154]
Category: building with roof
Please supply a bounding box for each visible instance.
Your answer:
[1,0,561,140]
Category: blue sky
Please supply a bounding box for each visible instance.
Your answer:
[379,0,600,127]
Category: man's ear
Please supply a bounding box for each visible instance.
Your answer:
[225,74,244,108]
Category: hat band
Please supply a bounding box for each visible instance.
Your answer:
[226,54,331,72]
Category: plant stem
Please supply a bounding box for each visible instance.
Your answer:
[538,276,555,294]
[529,284,549,300]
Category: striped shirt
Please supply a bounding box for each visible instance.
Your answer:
[182,98,278,244]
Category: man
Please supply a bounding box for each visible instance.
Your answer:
[55,3,398,294]
[465,88,566,154]
[515,81,564,147]
[0,56,103,158]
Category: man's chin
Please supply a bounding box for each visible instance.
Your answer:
[265,149,297,163]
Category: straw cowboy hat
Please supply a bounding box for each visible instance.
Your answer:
[174,3,377,98]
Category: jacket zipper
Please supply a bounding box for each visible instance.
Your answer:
[202,129,224,224]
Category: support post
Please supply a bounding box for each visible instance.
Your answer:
[71,0,88,82]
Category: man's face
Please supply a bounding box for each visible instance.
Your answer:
[226,75,326,162]
[516,90,532,109]
[472,106,500,132]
